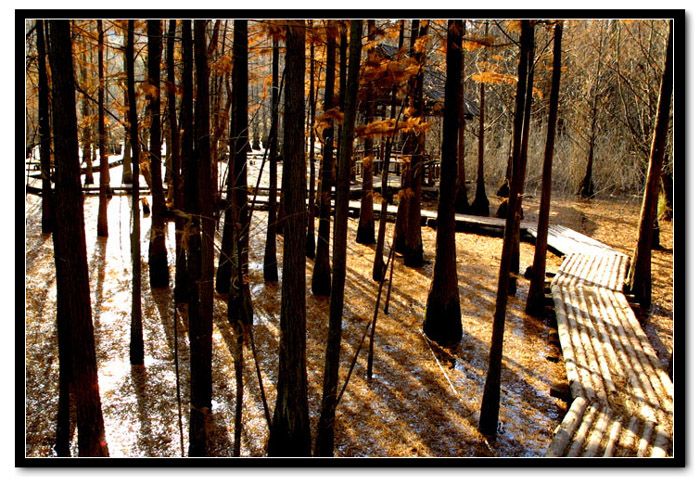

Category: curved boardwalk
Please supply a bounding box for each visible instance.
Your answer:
[544,243,673,457]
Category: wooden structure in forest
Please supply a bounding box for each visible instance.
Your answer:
[546,249,673,457]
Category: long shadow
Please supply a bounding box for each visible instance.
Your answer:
[89,235,108,334]
[129,365,158,457]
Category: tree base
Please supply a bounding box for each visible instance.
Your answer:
[470,191,490,217]
[423,294,462,346]
[496,179,509,198]
[355,222,376,245]
[403,247,424,268]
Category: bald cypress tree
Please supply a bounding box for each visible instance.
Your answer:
[36,20,54,235]
[268,20,311,457]
[422,20,464,346]
[479,20,535,437]
[147,20,169,288]
[48,19,109,457]
[311,23,336,296]
[627,21,673,309]
[315,19,363,458]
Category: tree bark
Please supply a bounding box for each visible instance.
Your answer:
[403,20,428,268]
[526,21,563,317]
[126,20,144,367]
[471,20,491,217]
[372,20,404,282]
[423,20,464,346]
[311,25,336,295]
[268,20,311,457]
[306,20,318,257]
[167,20,188,304]
[315,20,363,458]
[478,20,534,437]
[48,19,109,457]
[147,20,169,288]
[36,20,54,234]
[356,20,377,245]
[96,20,109,237]
[264,37,280,282]
[627,21,673,308]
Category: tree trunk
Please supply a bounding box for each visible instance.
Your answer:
[509,32,536,295]
[96,20,109,237]
[315,19,362,457]
[166,20,187,304]
[478,20,534,437]
[48,19,109,457]
[372,20,404,282]
[147,20,169,288]
[80,49,94,186]
[627,21,673,309]
[268,20,311,457]
[356,20,377,245]
[455,34,470,215]
[471,20,490,217]
[660,159,673,220]
[423,20,464,346]
[121,29,133,186]
[306,21,318,258]
[404,20,428,268]
[526,21,563,317]
[126,20,144,367]
[311,26,336,296]
[36,20,54,234]
[264,37,281,282]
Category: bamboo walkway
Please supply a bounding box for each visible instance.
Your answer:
[545,249,673,458]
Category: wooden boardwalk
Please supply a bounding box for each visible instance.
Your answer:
[546,249,673,457]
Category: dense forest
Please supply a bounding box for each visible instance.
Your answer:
[23,15,676,460]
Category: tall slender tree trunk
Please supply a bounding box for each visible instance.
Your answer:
[311,25,336,296]
[80,49,94,186]
[147,20,169,288]
[471,21,491,217]
[372,20,403,283]
[96,20,109,237]
[404,20,428,268]
[627,21,673,309]
[315,19,362,458]
[167,20,187,304]
[36,20,54,234]
[455,29,470,215]
[264,37,280,282]
[306,21,318,258]
[268,20,311,457]
[478,20,534,437]
[48,19,109,457]
[526,21,563,317]
[228,20,254,331]
[356,20,377,245]
[126,20,144,367]
[121,28,133,186]
[509,32,536,295]
[423,20,464,346]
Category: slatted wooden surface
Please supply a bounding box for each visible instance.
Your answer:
[548,250,674,458]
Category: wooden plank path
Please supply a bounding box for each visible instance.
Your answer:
[546,249,673,458]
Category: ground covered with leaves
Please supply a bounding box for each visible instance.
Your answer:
[24,185,673,458]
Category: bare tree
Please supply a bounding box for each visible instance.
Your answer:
[48,19,109,457]
[423,20,464,346]
[268,20,311,457]
[627,20,673,308]
[315,19,363,458]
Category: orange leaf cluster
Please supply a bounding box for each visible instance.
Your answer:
[361,57,420,88]
[210,54,233,75]
[471,71,518,85]
[314,107,344,133]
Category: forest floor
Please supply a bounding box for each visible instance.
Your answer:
[24,164,673,458]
